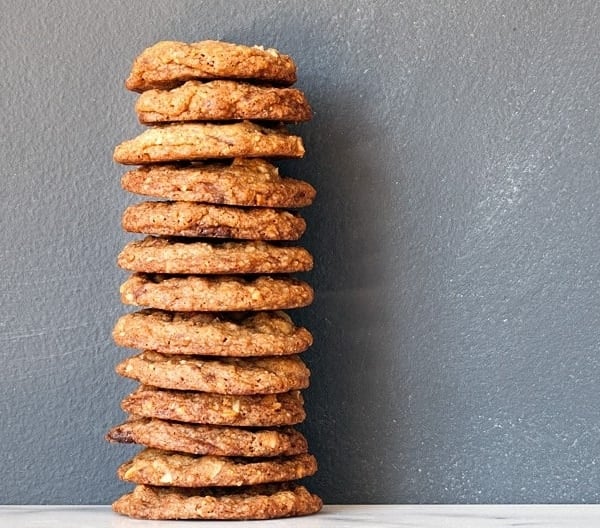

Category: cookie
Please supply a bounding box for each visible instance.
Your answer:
[112,483,322,520]
[112,310,313,357]
[121,386,306,426]
[106,418,308,457]
[118,449,317,488]
[116,352,310,394]
[113,121,304,164]
[122,202,306,240]
[120,274,314,312]
[136,80,312,123]
[118,238,313,274]
[125,40,297,92]
[121,158,316,208]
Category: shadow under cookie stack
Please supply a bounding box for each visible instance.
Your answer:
[106,40,322,520]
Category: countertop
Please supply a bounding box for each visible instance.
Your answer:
[2,505,600,527]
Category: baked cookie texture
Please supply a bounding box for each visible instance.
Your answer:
[113,121,304,164]
[121,158,316,208]
[106,418,308,457]
[122,201,306,240]
[118,448,317,487]
[118,238,313,274]
[121,386,306,426]
[136,80,312,123]
[112,309,313,356]
[111,39,321,520]
[125,40,297,92]
[120,273,314,312]
[116,351,310,394]
[112,483,323,520]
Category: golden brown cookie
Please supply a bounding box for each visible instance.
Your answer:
[116,352,310,394]
[113,121,304,164]
[136,80,312,123]
[112,483,322,520]
[106,418,308,457]
[122,202,306,240]
[118,238,313,274]
[121,386,306,426]
[121,158,316,208]
[112,310,313,357]
[118,449,317,487]
[120,274,314,312]
[125,40,297,92]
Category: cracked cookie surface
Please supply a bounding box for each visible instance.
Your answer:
[121,386,306,426]
[122,202,306,240]
[136,80,311,123]
[113,121,304,164]
[116,352,310,394]
[106,418,308,457]
[112,483,322,520]
[118,238,313,274]
[121,158,315,208]
[126,40,297,92]
[112,309,313,356]
[118,448,317,487]
[120,274,314,312]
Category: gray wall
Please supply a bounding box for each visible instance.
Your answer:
[1,0,600,504]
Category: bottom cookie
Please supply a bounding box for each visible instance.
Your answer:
[112,483,322,520]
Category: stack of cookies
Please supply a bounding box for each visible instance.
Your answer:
[106,40,322,520]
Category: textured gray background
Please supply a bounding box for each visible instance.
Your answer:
[1,0,600,505]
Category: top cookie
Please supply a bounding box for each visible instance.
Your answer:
[136,80,312,123]
[125,40,297,92]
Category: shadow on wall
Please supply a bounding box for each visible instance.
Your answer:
[281,81,410,503]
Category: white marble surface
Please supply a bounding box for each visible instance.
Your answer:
[2,505,600,527]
